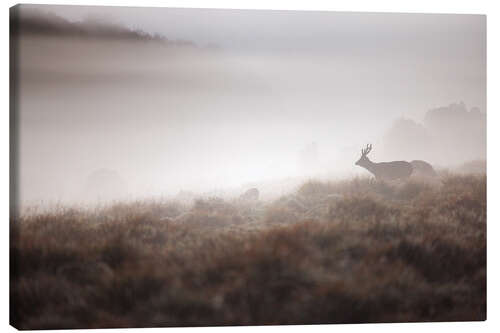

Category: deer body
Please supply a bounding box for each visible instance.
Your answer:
[355,144,413,181]
[358,159,413,180]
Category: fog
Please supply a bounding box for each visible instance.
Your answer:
[11,5,486,206]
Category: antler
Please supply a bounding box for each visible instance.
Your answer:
[361,144,372,156]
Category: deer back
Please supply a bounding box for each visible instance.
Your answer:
[372,161,413,180]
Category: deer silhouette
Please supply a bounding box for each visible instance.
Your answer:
[355,144,413,181]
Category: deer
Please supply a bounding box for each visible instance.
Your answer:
[355,144,413,181]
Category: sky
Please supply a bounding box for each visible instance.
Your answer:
[29,5,485,55]
[23,5,486,117]
[13,5,486,206]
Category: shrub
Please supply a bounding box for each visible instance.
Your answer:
[10,173,486,328]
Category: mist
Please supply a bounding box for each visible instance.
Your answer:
[11,6,486,206]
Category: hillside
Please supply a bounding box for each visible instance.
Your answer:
[10,173,486,329]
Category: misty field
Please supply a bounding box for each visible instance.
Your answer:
[10,173,486,329]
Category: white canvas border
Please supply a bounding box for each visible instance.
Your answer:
[1,1,497,332]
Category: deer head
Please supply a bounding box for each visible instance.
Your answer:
[355,144,372,167]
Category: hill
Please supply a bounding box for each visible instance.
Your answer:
[11,173,486,328]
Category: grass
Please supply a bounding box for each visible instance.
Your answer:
[10,173,486,329]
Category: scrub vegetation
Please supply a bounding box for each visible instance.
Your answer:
[10,172,486,329]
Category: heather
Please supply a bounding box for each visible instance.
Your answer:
[10,173,486,329]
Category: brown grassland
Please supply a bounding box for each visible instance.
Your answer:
[10,173,486,329]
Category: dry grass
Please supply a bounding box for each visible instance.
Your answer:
[10,173,486,329]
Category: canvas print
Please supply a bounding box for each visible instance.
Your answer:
[10,4,486,329]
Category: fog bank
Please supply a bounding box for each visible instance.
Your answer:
[11,6,486,206]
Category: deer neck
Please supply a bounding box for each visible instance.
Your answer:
[361,158,378,175]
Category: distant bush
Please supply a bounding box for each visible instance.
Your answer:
[456,160,486,174]
[297,180,336,199]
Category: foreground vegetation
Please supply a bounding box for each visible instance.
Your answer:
[10,173,486,329]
